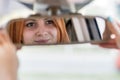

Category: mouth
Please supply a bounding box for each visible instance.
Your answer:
[34,39,50,44]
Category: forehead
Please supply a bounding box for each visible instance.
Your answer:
[25,17,54,21]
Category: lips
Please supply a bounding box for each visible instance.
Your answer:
[34,39,50,44]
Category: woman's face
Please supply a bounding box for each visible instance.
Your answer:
[23,18,58,45]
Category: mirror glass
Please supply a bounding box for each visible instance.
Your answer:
[6,14,111,45]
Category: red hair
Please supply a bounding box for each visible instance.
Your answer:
[7,17,70,44]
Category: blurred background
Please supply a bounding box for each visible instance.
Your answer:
[0,0,120,80]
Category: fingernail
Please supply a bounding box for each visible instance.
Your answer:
[107,17,113,22]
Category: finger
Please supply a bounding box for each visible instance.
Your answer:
[0,29,11,43]
[99,43,118,49]
[97,38,118,48]
[15,44,22,50]
[107,17,120,36]
[99,40,118,48]
[117,22,120,27]
[99,39,116,45]
[0,29,7,45]
[116,36,120,49]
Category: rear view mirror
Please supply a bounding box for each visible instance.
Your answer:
[6,14,111,45]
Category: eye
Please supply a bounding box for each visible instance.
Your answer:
[25,22,36,28]
[45,20,54,25]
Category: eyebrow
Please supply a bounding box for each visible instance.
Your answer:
[44,18,53,21]
[25,17,54,22]
[25,19,36,22]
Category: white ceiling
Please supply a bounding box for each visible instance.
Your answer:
[18,0,92,4]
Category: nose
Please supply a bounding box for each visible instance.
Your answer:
[35,23,48,36]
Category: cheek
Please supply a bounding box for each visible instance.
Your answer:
[50,28,58,41]
[23,30,34,43]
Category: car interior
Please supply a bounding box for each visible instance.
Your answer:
[0,0,120,80]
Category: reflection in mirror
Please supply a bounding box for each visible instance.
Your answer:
[65,15,111,43]
[6,14,111,45]
[7,15,70,45]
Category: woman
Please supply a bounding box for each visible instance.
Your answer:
[7,14,70,45]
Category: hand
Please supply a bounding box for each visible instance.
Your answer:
[98,20,118,49]
[0,29,18,80]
